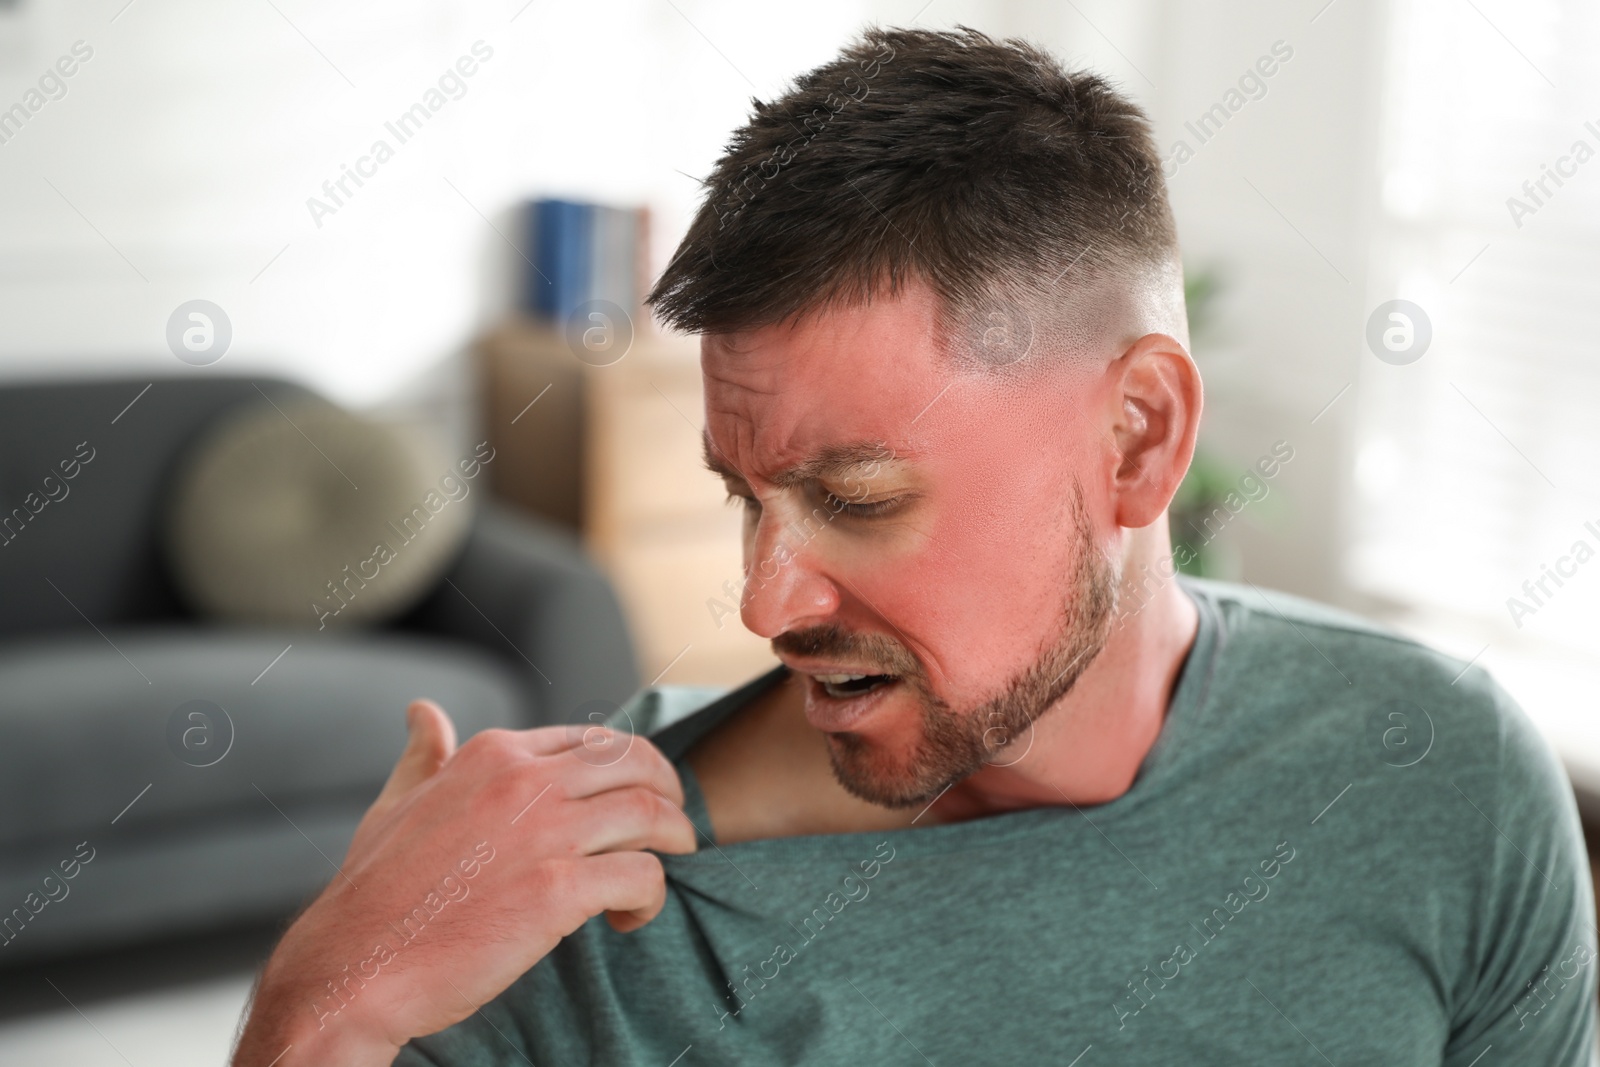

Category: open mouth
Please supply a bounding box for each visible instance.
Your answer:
[813,673,899,700]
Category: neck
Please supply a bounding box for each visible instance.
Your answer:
[925,520,1200,823]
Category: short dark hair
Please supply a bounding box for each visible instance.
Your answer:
[646,25,1179,350]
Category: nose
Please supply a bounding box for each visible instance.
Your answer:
[739,507,841,639]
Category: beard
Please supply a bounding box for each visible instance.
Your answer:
[773,481,1121,809]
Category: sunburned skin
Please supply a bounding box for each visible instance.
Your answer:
[688,274,1206,843]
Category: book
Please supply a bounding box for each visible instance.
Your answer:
[589,203,638,311]
[527,198,592,321]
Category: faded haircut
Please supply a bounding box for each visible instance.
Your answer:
[646,25,1181,366]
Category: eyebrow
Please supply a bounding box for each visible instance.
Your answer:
[702,431,897,490]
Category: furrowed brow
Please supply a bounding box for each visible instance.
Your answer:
[769,443,896,489]
[700,425,902,492]
[702,432,897,489]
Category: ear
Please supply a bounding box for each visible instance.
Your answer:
[1106,333,1202,529]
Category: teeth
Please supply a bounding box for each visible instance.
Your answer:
[814,673,868,684]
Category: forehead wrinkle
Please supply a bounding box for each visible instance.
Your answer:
[704,375,782,399]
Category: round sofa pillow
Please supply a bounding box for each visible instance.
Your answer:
[165,398,474,628]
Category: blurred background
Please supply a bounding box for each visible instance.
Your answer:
[1,0,1597,1062]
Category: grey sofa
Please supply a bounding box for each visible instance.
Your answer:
[0,376,639,965]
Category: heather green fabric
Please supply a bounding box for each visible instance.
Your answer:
[397,577,1597,1065]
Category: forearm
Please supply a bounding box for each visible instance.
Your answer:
[232,965,402,1067]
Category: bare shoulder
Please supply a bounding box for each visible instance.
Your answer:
[685,672,914,843]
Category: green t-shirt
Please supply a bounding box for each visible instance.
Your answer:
[397,577,1597,1065]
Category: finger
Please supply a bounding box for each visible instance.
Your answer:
[605,907,658,934]
[540,787,698,858]
[475,722,605,760]
[373,699,458,811]
[571,851,670,933]
[551,733,686,808]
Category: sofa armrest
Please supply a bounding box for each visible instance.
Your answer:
[399,502,640,726]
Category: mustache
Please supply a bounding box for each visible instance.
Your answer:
[772,624,920,677]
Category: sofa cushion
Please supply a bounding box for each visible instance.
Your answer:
[0,628,534,854]
[164,398,474,628]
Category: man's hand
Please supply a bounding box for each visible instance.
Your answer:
[231,700,697,1066]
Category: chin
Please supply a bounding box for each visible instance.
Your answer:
[823,679,1008,809]
[825,729,964,810]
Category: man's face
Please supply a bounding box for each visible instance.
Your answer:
[702,280,1121,808]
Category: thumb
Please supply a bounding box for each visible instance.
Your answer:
[374,699,458,811]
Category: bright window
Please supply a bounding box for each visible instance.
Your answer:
[1351,0,1600,783]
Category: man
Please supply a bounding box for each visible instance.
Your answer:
[233,27,1597,1065]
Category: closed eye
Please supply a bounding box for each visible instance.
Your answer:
[821,490,902,518]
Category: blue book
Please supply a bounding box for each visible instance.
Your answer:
[526,198,593,321]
